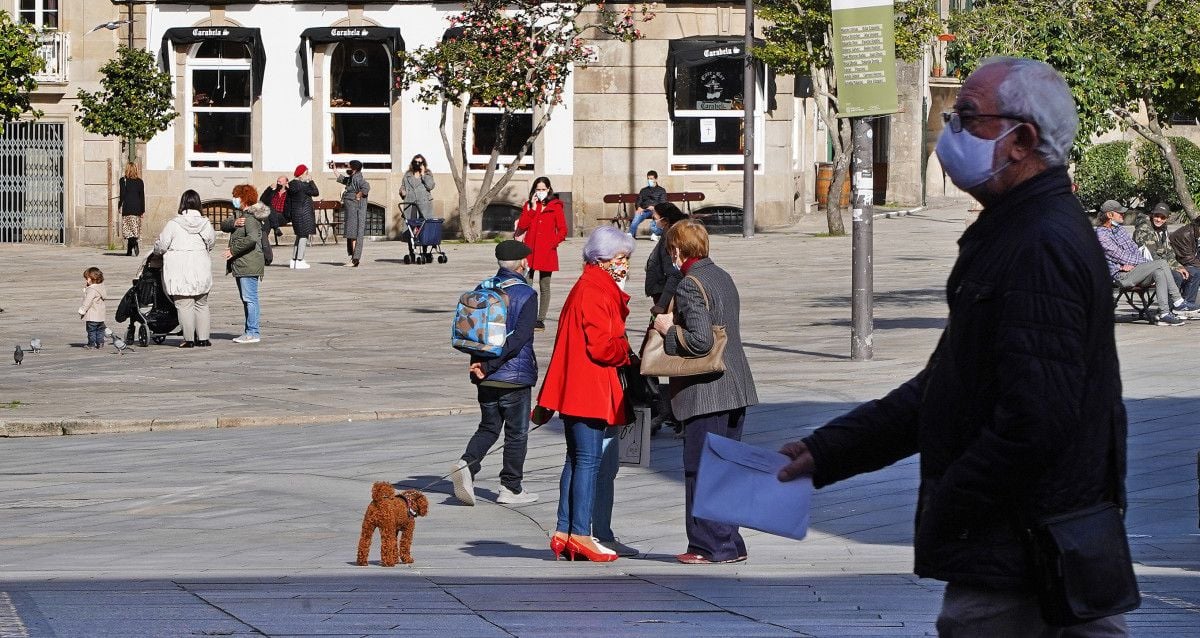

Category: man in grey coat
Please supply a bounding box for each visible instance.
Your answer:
[338,159,371,267]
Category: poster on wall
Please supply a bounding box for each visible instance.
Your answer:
[700,118,717,143]
[830,0,898,117]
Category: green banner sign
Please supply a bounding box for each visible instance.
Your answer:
[831,0,898,117]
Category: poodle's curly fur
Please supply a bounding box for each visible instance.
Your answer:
[356,482,429,566]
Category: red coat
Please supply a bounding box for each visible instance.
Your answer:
[536,264,632,425]
[516,197,567,272]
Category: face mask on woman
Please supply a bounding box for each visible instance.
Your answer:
[603,258,629,287]
[232,198,241,210]
[535,190,548,202]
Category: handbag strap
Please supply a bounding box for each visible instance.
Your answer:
[684,274,712,311]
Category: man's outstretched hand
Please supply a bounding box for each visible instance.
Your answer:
[778,440,815,482]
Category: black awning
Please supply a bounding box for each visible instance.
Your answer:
[159,27,267,99]
[299,26,405,99]
[665,35,777,120]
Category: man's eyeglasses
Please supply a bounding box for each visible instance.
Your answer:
[941,111,1031,134]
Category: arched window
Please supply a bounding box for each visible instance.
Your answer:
[327,42,391,169]
[187,40,253,168]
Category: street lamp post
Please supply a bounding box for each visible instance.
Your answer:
[742,0,755,238]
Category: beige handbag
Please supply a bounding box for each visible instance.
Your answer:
[639,275,728,377]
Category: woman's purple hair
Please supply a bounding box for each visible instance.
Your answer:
[582,225,634,264]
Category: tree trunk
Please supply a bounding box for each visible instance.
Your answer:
[1116,101,1199,222]
[812,62,848,236]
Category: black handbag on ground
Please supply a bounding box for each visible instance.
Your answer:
[1026,418,1140,626]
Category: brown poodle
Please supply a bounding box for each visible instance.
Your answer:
[356,482,429,566]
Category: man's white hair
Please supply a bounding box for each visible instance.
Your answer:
[498,259,525,271]
[982,56,1078,167]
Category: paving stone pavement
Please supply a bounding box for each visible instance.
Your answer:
[1,201,1198,636]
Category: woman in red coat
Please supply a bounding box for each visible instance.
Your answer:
[535,225,635,562]
[515,176,567,330]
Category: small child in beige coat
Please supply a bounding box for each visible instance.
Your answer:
[79,267,107,349]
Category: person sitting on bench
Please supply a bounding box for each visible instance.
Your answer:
[1134,202,1200,303]
[1096,200,1200,325]
[628,170,667,241]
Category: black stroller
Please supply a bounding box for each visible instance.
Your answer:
[400,203,447,265]
[114,254,179,346]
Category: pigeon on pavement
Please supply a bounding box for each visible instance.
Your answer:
[29,338,41,354]
[13,345,23,365]
[110,333,132,355]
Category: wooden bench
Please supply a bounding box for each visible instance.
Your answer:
[1114,281,1157,323]
[313,200,343,244]
[598,191,707,230]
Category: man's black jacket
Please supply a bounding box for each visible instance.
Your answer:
[803,167,1126,589]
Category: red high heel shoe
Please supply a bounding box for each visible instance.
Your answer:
[550,532,569,560]
[566,534,618,562]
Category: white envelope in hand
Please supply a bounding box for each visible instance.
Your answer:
[693,432,813,541]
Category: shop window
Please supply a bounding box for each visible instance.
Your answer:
[187,41,252,169]
[19,0,57,30]
[668,57,763,173]
[468,106,534,172]
[327,42,392,169]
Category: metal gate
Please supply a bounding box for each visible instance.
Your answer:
[0,122,65,244]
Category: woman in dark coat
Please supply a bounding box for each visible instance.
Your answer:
[652,219,758,565]
[284,164,319,269]
[118,162,146,257]
[643,202,690,433]
[644,202,689,313]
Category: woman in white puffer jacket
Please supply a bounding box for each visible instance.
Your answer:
[153,189,216,348]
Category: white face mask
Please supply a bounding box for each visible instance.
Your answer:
[671,250,683,270]
[535,191,548,202]
[647,179,656,188]
[935,123,1019,190]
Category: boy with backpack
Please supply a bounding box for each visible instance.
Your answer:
[449,240,540,505]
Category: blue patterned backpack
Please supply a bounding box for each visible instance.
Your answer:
[451,277,529,357]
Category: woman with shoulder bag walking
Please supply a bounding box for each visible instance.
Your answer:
[515,177,567,330]
[651,219,758,564]
[221,184,269,343]
[533,226,635,562]
[118,162,146,256]
[152,189,216,348]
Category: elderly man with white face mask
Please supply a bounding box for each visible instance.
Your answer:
[778,57,1138,635]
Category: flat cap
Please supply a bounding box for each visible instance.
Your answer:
[1100,200,1127,213]
[496,239,531,261]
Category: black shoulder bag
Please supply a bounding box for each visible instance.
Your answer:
[1027,418,1140,626]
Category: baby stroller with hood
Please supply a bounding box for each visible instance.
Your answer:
[114,254,179,346]
[401,203,447,265]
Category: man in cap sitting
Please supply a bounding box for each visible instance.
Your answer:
[1133,202,1200,303]
[450,240,540,506]
[1097,199,1200,325]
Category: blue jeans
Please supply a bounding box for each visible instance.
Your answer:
[1173,266,1200,303]
[236,276,260,337]
[462,385,532,492]
[85,321,106,348]
[592,427,619,541]
[556,417,606,536]
[628,210,660,237]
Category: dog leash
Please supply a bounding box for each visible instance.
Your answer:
[410,420,552,493]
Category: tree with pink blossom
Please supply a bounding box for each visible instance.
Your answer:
[398,1,654,241]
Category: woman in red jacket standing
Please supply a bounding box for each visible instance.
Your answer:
[534,225,635,562]
[515,177,567,331]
